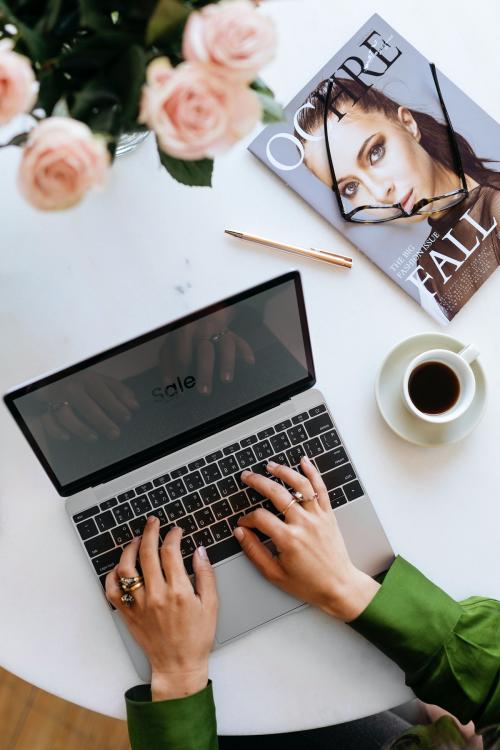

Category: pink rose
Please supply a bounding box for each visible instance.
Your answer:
[18,117,110,210]
[139,59,261,160]
[0,39,37,124]
[183,0,276,83]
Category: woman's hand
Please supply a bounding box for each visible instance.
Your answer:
[234,456,380,622]
[106,517,218,701]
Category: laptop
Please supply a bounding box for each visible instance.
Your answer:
[4,271,393,680]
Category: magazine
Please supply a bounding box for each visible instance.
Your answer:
[248,14,500,324]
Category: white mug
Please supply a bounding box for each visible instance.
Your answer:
[402,345,479,424]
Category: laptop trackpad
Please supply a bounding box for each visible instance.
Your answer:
[214,552,304,644]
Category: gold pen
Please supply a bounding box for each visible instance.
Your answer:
[224,230,352,269]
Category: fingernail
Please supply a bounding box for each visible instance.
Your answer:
[147,516,157,525]
[223,372,232,382]
[241,470,250,478]
[267,461,277,469]
[197,545,208,560]
[302,455,312,465]
[201,385,209,394]
[233,527,244,541]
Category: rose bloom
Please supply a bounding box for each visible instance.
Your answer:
[0,39,37,124]
[18,117,110,210]
[139,57,261,161]
[183,0,276,83]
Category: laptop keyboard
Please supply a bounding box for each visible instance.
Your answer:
[72,403,365,595]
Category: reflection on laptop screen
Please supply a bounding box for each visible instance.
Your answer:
[8,274,313,492]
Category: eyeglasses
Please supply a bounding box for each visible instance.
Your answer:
[323,63,469,223]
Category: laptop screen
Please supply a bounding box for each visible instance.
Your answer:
[5,273,315,496]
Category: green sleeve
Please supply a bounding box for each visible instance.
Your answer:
[350,556,500,729]
[125,680,218,750]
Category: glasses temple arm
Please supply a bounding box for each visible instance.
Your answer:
[430,62,468,193]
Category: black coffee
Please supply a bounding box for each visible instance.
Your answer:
[408,361,460,414]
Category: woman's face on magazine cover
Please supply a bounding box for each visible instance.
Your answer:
[304,105,436,222]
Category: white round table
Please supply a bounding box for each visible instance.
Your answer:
[1,0,499,735]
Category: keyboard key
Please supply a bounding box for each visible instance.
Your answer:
[117,490,135,503]
[235,448,256,469]
[92,547,121,575]
[274,419,292,432]
[153,473,170,487]
[181,536,196,557]
[292,412,309,424]
[130,516,147,537]
[240,434,258,447]
[171,466,188,479]
[329,489,347,508]
[233,472,246,490]
[262,499,280,516]
[165,479,187,500]
[304,437,324,459]
[287,425,307,445]
[205,450,223,463]
[183,491,203,513]
[223,442,240,456]
[194,507,215,529]
[199,485,220,505]
[193,528,215,547]
[95,511,115,533]
[148,487,168,507]
[113,503,134,524]
[219,456,238,476]
[201,463,222,484]
[230,492,250,512]
[286,446,306,466]
[250,462,268,477]
[309,404,327,417]
[76,518,98,540]
[315,448,348,474]
[257,427,274,439]
[305,414,334,438]
[85,532,114,558]
[218,477,238,497]
[112,525,132,545]
[177,516,197,535]
[270,453,288,467]
[321,430,341,450]
[227,513,244,531]
[131,494,152,516]
[254,440,273,461]
[188,458,206,471]
[212,499,232,520]
[184,471,204,492]
[211,520,232,542]
[247,487,262,504]
[343,480,364,501]
[147,507,169,525]
[164,500,186,522]
[208,536,242,564]
[100,498,118,511]
[270,433,291,453]
[73,506,99,524]
[135,482,152,494]
[323,463,357,491]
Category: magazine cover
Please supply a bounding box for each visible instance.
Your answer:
[249,14,500,324]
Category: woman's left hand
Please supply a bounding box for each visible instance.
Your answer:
[106,517,218,701]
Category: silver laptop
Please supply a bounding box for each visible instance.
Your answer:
[4,272,393,680]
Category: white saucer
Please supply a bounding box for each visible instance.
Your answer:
[375,332,487,446]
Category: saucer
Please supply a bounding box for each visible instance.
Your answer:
[375,332,487,446]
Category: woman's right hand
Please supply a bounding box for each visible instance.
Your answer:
[234,456,380,622]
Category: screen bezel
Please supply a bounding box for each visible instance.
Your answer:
[4,272,315,497]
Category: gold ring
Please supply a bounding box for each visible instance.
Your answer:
[281,497,297,517]
[125,581,144,593]
[119,575,144,591]
[120,592,135,606]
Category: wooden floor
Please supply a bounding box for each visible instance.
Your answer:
[0,667,130,750]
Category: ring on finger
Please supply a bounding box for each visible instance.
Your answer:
[124,581,144,594]
[291,490,318,504]
[281,497,298,517]
[120,592,136,606]
[119,575,144,592]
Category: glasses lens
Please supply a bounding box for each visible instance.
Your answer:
[417,192,466,215]
[350,205,403,223]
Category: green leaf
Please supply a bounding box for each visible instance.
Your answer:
[250,77,275,98]
[256,92,284,124]
[43,0,62,32]
[146,0,190,46]
[78,0,113,31]
[0,0,48,60]
[158,147,213,187]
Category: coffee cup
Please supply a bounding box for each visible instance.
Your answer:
[402,344,479,424]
